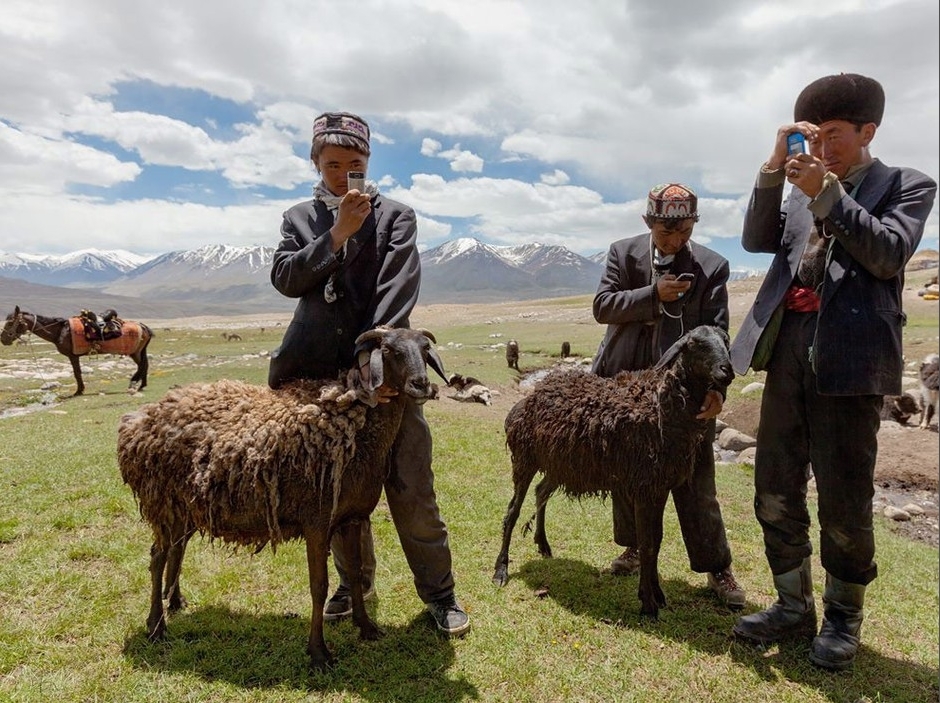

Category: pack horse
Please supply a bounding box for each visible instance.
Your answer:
[1,306,153,395]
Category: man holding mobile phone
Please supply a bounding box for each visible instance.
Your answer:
[268,111,470,637]
[591,183,745,609]
[730,73,936,670]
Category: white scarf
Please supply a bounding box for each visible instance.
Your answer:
[313,180,380,212]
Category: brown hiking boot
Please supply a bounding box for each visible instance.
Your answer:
[708,568,746,609]
[610,547,641,576]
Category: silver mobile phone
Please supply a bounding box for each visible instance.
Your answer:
[347,171,366,192]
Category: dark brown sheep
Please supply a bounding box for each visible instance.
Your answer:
[118,327,446,670]
[493,325,734,618]
[506,339,520,370]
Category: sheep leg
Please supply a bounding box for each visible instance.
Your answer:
[163,529,193,613]
[304,529,334,671]
[146,540,168,640]
[532,477,556,558]
[634,491,670,619]
[492,466,537,586]
[335,521,382,641]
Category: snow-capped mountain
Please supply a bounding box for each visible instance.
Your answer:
[0,249,151,287]
[0,238,769,314]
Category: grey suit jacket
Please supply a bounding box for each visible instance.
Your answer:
[268,194,420,388]
[729,159,936,395]
[591,234,730,376]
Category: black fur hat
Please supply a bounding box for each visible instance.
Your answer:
[793,73,885,126]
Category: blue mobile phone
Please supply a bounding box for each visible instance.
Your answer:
[786,132,806,156]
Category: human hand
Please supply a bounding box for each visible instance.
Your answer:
[657,274,693,303]
[695,389,724,420]
[766,121,818,171]
[785,153,826,198]
[375,385,399,404]
[331,191,372,250]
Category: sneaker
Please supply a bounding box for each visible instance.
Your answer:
[610,546,641,576]
[427,595,471,637]
[708,568,746,609]
[323,585,376,621]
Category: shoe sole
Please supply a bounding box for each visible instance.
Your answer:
[427,607,471,637]
[432,617,471,638]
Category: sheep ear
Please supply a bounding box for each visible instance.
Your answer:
[369,348,384,389]
[654,334,686,370]
[427,346,447,381]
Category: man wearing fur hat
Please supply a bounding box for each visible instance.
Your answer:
[592,183,746,610]
[729,74,936,669]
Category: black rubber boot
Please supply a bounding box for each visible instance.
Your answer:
[809,573,865,670]
[733,557,817,645]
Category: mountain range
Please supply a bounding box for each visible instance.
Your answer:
[0,239,766,319]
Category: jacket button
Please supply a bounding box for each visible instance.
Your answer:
[336,328,343,335]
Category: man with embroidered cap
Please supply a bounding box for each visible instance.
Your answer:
[729,74,936,669]
[268,111,470,637]
[592,182,745,609]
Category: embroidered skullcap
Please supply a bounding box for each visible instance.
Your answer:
[794,73,885,126]
[646,183,699,220]
[312,111,370,150]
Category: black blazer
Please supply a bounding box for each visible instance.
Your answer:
[729,159,936,395]
[268,194,420,388]
[591,233,730,376]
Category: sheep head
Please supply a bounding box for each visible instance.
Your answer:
[655,325,734,400]
[354,327,447,406]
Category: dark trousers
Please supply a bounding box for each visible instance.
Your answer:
[330,400,456,603]
[755,310,880,584]
[612,421,733,574]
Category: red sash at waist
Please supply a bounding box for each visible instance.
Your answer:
[784,286,820,312]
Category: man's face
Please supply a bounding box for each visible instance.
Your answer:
[807,119,876,179]
[646,217,696,256]
[314,144,369,195]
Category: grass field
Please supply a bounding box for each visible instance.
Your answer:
[0,291,937,702]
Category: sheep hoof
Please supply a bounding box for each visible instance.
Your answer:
[358,622,384,641]
[167,594,188,613]
[492,567,509,587]
[308,651,335,672]
[146,620,166,642]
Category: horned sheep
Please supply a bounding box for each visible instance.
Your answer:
[117,327,446,670]
[492,325,734,618]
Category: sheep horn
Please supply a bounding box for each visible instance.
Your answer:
[415,328,437,344]
[355,328,388,346]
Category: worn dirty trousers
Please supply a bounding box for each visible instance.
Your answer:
[754,310,880,585]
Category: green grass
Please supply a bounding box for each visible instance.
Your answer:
[0,302,937,702]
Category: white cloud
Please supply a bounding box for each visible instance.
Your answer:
[0,0,934,262]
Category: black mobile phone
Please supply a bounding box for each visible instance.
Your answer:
[676,273,695,282]
[786,132,806,156]
[347,171,366,192]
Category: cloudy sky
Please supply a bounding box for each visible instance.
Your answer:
[1,0,937,270]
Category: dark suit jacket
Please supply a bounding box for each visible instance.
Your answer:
[591,234,730,376]
[729,159,936,395]
[268,194,420,388]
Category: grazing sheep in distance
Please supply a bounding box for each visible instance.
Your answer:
[560,341,570,358]
[919,352,939,429]
[493,325,734,619]
[506,339,520,370]
[117,327,446,670]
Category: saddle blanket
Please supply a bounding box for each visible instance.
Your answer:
[69,317,145,355]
